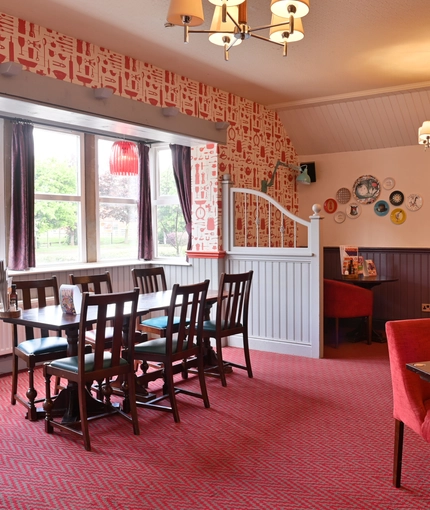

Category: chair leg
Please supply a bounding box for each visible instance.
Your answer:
[216,337,227,387]
[43,370,54,434]
[11,352,18,406]
[26,365,38,422]
[197,351,210,409]
[164,364,180,423]
[78,381,91,451]
[367,315,373,345]
[242,330,253,379]
[393,419,404,488]
[126,372,140,436]
[335,318,339,348]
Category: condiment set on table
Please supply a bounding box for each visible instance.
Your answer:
[0,261,20,318]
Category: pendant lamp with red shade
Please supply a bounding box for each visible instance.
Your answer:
[109,140,139,176]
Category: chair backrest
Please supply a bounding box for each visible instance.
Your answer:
[215,271,253,334]
[69,271,113,294]
[386,319,430,440]
[78,288,140,375]
[323,278,373,318]
[166,280,209,355]
[132,267,167,294]
[14,276,60,340]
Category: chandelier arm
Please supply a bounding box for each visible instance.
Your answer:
[188,29,236,35]
[249,21,291,33]
[226,10,241,31]
[250,33,284,47]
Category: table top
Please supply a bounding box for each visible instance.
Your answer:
[406,361,430,382]
[335,275,398,289]
[1,289,220,331]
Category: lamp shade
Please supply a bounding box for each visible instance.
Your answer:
[296,165,311,185]
[418,121,430,143]
[269,14,304,43]
[109,141,139,176]
[270,0,310,18]
[209,6,242,46]
[208,0,245,5]
[167,0,204,26]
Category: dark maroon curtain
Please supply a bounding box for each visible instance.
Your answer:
[8,121,35,270]
[137,143,153,260]
[170,144,192,252]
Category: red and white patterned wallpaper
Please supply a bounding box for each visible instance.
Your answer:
[0,12,299,254]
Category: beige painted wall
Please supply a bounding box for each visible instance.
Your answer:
[297,144,430,248]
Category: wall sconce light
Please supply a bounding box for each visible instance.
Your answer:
[215,121,230,130]
[162,106,180,117]
[0,62,23,77]
[261,160,310,192]
[93,87,113,99]
[418,121,430,150]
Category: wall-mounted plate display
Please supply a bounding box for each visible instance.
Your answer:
[383,177,395,190]
[374,200,389,216]
[334,211,346,224]
[389,190,404,206]
[352,175,381,204]
[390,208,406,225]
[324,198,337,214]
[346,202,361,219]
[336,187,351,204]
[406,193,423,211]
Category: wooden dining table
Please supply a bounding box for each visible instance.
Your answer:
[3,289,220,422]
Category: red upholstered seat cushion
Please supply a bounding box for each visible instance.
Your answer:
[324,279,373,319]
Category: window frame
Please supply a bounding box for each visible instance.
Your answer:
[33,125,86,265]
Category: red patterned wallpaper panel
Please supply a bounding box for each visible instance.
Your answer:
[0,12,299,253]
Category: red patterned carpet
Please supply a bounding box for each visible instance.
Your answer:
[1,343,430,509]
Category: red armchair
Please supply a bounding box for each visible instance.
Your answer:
[323,278,373,348]
[386,319,430,487]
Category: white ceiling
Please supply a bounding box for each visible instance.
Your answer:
[0,0,429,154]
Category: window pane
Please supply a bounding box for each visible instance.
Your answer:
[34,129,80,195]
[99,204,138,260]
[97,138,139,261]
[35,200,80,264]
[156,204,187,258]
[34,128,82,264]
[98,139,139,200]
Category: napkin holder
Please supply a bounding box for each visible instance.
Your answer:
[59,284,82,315]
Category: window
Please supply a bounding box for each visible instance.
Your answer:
[152,146,187,258]
[97,138,139,261]
[34,127,84,265]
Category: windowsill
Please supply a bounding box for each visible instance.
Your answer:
[8,258,191,277]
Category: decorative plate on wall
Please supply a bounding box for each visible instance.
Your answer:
[406,193,423,211]
[389,190,404,206]
[390,208,406,225]
[383,177,396,190]
[374,200,389,216]
[352,175,381,204]
[324,198,337,214]
[334,211,346,224]
[346,203,361,219]
[336,187,351,204]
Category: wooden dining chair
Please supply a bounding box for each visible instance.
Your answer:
[386,319,430,487]
[11,276,69,421]
[69,272,114,349]
[43,288,141,451]
[132,267,182,338]
[202,270,254,387]
[133,279,210,423]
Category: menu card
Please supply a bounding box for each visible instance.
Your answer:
[59,284,82,314]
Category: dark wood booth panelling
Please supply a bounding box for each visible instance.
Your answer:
[324,247,430,328]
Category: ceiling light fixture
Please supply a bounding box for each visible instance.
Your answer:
[418,121,430,150]
[166,0,310,61]
[109,141,139,176]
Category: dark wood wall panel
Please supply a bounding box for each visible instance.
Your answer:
[324,247,430,326]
